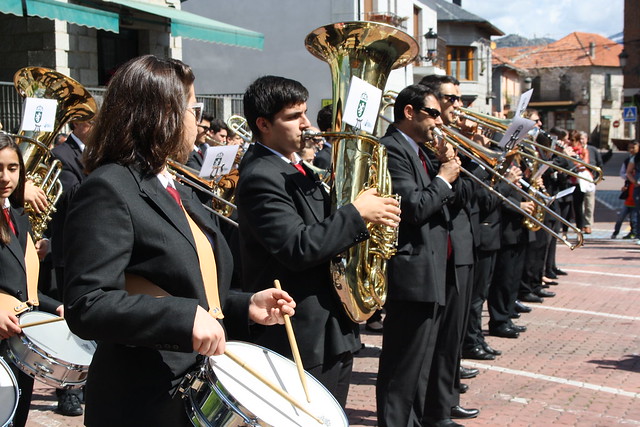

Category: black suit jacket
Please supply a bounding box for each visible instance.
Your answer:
[63,163,251,426]
[0,206,59,313]
[313,144,332,169]
[236,143,365,368]
[185,145,205,171]
[380,126,454,306]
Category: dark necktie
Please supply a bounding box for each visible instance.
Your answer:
[418,149,429,175]
[292,162,308,177]
[166,186,182,206]
[197,147,204,160]
[3,208,16,235]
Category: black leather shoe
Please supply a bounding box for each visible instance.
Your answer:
[520,292,544,303]
[460,383,468,393]
[509,323,527,333]
[460,366,479,379]
[451,405,479,419]
[489,324,519,338]
[553,267,568,276]
[57,392,83,416]
[515,300,532,313]
[462,345,495,360]
[424,419,463,427]
[536,289,556,298]
[482,342,502,355]
[510,312,521,319]
[545,271,558,279]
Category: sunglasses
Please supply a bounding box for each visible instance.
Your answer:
[441,94,461,103]
[188,102,204,123]
[197,124,212,133]
[419,106,441,119]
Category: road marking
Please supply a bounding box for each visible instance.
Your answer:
[562,269,640,279]
[465,362,640,399]
[562,280,640,292]
[534,305,640,321]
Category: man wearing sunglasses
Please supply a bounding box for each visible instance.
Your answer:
[186,112,212,171]
[376,84,463,427]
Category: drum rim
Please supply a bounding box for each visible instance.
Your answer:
[0,356,19,426]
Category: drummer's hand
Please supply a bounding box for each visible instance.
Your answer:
[192,306,226,356]
[24,180,48,214]
[35,238,50,261]
[0,309,21,340]
[55,305,64,317]
[248,288,296,326]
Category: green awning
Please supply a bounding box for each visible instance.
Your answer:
[103,0,264,49]
[0,0,119,33]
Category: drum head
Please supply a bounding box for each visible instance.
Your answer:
[208,341,348,427]
[0,357,18,425]
[19,312,95,366]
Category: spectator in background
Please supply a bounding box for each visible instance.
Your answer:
[579,131,602,234]
[625,141,640,245]
[613,141,639,239]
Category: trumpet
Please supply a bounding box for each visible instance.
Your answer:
[434,126,584,249]
[452,107,602,184]
[167,160,238,228]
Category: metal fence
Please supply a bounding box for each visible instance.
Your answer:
[0,81,243,132]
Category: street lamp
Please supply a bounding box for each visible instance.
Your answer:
[619,50,629,67]
[421,28,438,63]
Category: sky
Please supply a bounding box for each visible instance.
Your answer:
[462,0,624,41]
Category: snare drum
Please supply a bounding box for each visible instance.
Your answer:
[0,357,18,427]
[181,341,348,427]
[2,311,96,388]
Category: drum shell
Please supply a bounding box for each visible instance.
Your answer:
[0,356,19,427]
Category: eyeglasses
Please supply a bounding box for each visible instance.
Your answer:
[419,106,441,119]
[187,102,204,123]
[441,94,461,103]
[311,137,325,144]
[197,124,212,133]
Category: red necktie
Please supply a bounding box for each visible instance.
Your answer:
[197,148,204,160]
[166,186,182,206]
[3,208,16,235]
[293,162,307,177]
[418,150,429,175]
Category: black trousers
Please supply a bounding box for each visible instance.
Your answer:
[307,351,353,408]
[488,242,526,329]
[377,300,440,427]
[464,250,497,350]
[519,230,548,297]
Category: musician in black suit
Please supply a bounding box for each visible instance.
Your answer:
[185,113,213,171]
[0,134,61,427]
[376,84,462,427]
[237,75,400,407]
[62,56,295,427]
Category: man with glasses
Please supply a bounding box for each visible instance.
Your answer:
[376,84,463,427]
[186,110,210,171]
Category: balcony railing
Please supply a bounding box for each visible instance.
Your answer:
[364,12,408,29]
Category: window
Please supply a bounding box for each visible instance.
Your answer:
[559,74,571,100]
[446,46,475,81]
[604,74,612,101]
[555,111,574,130]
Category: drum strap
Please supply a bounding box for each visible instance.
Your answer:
[0,233,40,315]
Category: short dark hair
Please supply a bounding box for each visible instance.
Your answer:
[243,75,308,140]
[419,74,460,94]
[549,126,568,140]
[317,104,333,132]
[84,55,195,174]
[201,113,214,123]
[0,133,25,244]
[210,118,228,133]
[393,84,438,122]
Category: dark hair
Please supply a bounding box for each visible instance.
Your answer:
[84,55,195,174]
[549,126,568,140]
[243,75,308,140]
[523,108,540,119]
[0,134,25,244]
[210,118,228,134]
[317,104,333,132]
[393,84,438,122]
[419,74,460,94]
[201,113,214,124]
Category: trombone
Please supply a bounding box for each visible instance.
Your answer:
[453,107,603,184]
[433,127,584,250]
[226,115,253,144]
[167,159,238,228]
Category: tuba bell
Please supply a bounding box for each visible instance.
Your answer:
[304,21,418,322]
[12,67,96,240]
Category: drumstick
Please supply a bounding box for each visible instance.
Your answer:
[223,349,323,424]
[273,279,311,403]
[20,316,65,329]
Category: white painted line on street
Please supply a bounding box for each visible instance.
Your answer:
[534,305,640,321]
[562,280,640,291]
[562,269,640,279]
[464,362,640,399]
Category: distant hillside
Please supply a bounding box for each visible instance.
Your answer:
[495,34,555,48]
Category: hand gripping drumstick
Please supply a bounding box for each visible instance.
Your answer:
[223,349,323,424]
[20,316,65,329]
[273,279,312,403]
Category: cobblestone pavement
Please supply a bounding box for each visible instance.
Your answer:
[22,154,640,426]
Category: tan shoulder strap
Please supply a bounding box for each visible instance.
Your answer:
[24,233,40,308]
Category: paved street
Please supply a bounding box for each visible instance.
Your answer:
[22,151,640,426]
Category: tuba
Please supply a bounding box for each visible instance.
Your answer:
[12,67,96,240]
[305,21,418,322]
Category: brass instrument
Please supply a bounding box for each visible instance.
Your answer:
[226,115,253,143]
[519,144,547,232]
[436,127,584,249]
[453,107,603,184]
[12,67,96,240]
[167,160,238,227]
[305,21,418,322]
